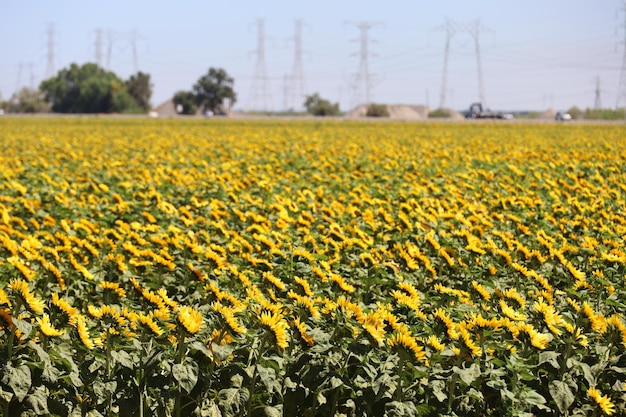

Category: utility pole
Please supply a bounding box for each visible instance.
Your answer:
[346,21,381,108]
[45,23,56,78]
[594,75,602,110]
[616,1,626,109]
[289,19,307,112]
[249,19,272,112]
[438,18,492,109]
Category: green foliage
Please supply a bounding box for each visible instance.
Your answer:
[192,67,237,114]
[583,107,626,120]
[428,108,451,118]
[173,90,198,115]
[39,62,148,114]
[125,71,153,112]
[566,106,583,120]
[366,103,390,117]
[2,87,49,113]
[304,93,340,116]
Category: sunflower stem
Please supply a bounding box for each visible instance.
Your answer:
[175,326,186,417]
[246,335,267,416]
[395,353,406,402]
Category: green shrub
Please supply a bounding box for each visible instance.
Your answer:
[428,108,451,118]
[366,103,390,117]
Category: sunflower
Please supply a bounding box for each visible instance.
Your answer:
[137,313,164,337]
[388,330,427,364]
[177,306,203,335]
[292,318,314,346]
[50,292,79,326]
[259,310,289,349]
[0,288,11,307]
[588,387,616,415]
[37,313,65,337]
[9,278,45,314]
[76,314,95,349]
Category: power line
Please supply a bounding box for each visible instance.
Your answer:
[346,21,382,107]
[248,19,273,112]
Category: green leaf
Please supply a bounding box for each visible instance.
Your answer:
[549,380,575,414]
[6,364,31,402]
[110,350,134,369]
[257,364,280,395]
[42,361,61,383]
[264,405,282,417]
[384,400,419,417]
[0,385,13,403]
[537,351,560,369]
[196,399,222,417]
[329,375,343,389]
[27,341,50,365]
[172,361,199,394]
[92,380,117,403]
[430,380,447,402]
[453,363,481,386]
[12,318,33,338]
[519,389,547,409]
[218,388,250,417]
[25,385,49,415]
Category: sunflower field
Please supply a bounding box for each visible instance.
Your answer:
[1,117,626,417]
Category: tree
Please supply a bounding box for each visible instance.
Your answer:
[4,87,49,113]
[192,68,237,114]
[126,71,153,111]
[172,91,198,115]
[39,62,147,114]
[304,93,340,116]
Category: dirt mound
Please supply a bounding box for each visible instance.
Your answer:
[345,104,430,120]
[538,108,557,119]
[345,104,469,120]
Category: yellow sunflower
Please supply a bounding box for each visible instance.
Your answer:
[177,306,203,335]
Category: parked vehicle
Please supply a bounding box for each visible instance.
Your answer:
[465,103,513,119]
[555,112,572,121]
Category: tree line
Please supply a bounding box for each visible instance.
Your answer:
[0,61,347,116]
[0,63,239,116]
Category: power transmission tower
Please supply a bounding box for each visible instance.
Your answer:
[107,30,114,70]
[346,21,381,107]
[594,75,602,109]
[45,23,56,78]
[95,28,104,67]
[288,19,307,112]
[130,30,139,72]
[616,1,626,109]
[438,18,492,109]
[248,19,273,112]
[15,62,24,94]
[28,63,35,90]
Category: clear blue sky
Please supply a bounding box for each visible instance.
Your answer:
[0,0,623,112]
